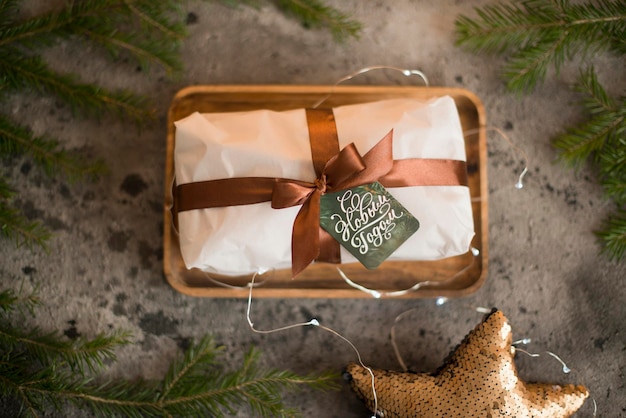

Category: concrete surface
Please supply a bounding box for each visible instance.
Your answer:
[2,1,625,417]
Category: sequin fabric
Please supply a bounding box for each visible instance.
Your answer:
[346,310,588,417]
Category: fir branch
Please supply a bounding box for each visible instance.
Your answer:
[0,358,44,418]
[40,378,164,418]
[455,0,626,92]
[0,49,154,123]
[0,0,358,250]
[274,0,362,41]
[597,209,626,260]
[0,0,120,48]
[159,335,222,401]
[553,107,624,167]
[154,341,338,417]
[0,115,106,181]
[554,68,626,168]
[0,1,185,74]
[576,66,617,114]
[503,29,571,93]
[606,24,626,54]
[455,0,562,54]
[598,137,626,176]
[0,0,183,47]
[77,27,183,75]
[0,325,131,374]
[1,333,338,417]
[0,359,154,418]
[457,2,626,261]
[552,68,626,260]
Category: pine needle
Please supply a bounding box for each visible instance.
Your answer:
[0,311,339,418]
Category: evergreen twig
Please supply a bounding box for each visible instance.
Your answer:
[455,1,626,261]
[455,0,626,92]
[0,115,107,181]
[0,0,180,251]
[275,0,362,41]
[0,326,132,373]
[553,68,626,258]
[0,49,154,122]
[0,288,339,417]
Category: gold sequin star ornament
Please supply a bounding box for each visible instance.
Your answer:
[346,310,588,417]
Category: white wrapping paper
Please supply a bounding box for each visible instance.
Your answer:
[174,97,474,275]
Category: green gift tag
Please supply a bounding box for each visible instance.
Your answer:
[319,182,420,270]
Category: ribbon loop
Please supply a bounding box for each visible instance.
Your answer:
[323,143,367,191]
[315,175,327,193]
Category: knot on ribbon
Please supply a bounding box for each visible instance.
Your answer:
[271,130,395,278]
[314,175,327,194]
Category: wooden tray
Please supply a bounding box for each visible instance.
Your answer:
[163,85,488,298]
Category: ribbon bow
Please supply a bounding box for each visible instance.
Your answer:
[271,130,394,278]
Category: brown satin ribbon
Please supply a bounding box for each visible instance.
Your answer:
[176,108,469,278]
[303,109,342,266]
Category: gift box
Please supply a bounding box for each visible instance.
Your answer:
[175,96,473,273]
[163,85,487,298]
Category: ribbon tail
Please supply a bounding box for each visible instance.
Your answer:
[291,190,321,278]
[318,228,341,264]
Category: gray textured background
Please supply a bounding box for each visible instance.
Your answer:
[2,1,625,416]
